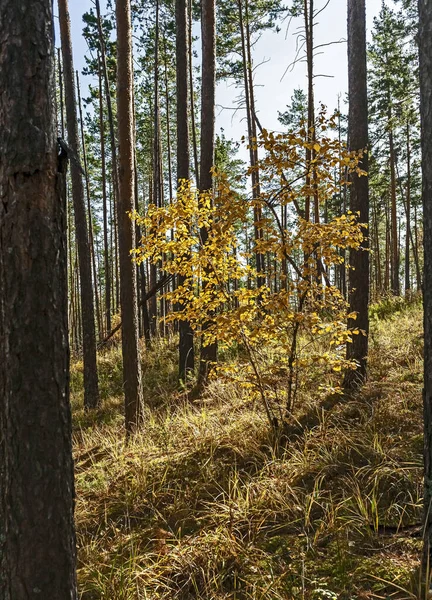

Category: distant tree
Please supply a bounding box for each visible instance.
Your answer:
[418,0,432,577]
[0,0,77,596]
[343,0,369,389]
[116,0,143,431]
[368,5,415,296]
[58,0,100,408]
[278,88,307,130]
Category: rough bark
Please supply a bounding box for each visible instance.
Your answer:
[344,0,370,389]
[58,0,100,409]
[0,0,77,596]
[198,0,217,383]
[418,0,432,574]
[116,0,143,432]
[176,0,195,382]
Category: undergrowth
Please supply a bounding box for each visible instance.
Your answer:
[71,298,424,599]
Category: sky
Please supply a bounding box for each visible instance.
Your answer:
[55,0,386,146]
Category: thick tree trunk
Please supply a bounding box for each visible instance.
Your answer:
[198,0,217,384]
[344,0,369,389]
[116,0,143,432]
[0,1,77,596]
[58,0,100,409]
[418,0,432,575]
[177,0,195,382]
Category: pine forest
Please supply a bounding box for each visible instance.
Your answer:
[2,0,432,597]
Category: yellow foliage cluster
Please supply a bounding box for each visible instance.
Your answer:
[132,113,366,429]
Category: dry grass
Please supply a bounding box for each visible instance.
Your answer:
[71,298,424,599]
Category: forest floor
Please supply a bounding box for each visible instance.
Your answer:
[71,295,424,600]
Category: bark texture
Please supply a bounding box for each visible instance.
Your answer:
[344,0,370,389]
[418,0,432,571]
[58,0,100,409]
[116,0,143,431]
[176,0,195,382]
[0,1,77,597]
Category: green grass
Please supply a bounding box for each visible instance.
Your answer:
[71,298,424,599]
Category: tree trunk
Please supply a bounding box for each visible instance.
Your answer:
[177,0,195,382]
[95,0,120,321]
[58,0,100,408]
[0,1,77,596]
[389,124,400,295]
[99,52,112,334]
[198,0,217,384]
[238,0,264,289]
[304,0,314,223]
[189,0,200,187]
[344,0,369,389]
[163,38,174,210]
[418,0,432,575]
[385,195,390,293]
[150,1,161,338]
[116,0,143,432]
[405,122,411,294]
[76,69,102,338]
[373,200,382,296]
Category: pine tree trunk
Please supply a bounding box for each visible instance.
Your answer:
[344,0,369,389]
[373,201,382,296]
[238,0,264,289]
[163,39,174,211]
[116,0,143,432]
[418,0,432,574]
[95,0,120,322]
[177,0,195,382]
[414,202,422,290]
[198,0,217,384]
[99,53,112,334]
[150,1,161,338]
[0,1,77,595]
[76,70,102,338]
[189,0,200,188]
[385,196,390,293]
[405,122,411,294]
[304,0,313,223]
[58,0,100,408]
[389,125,400,295]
